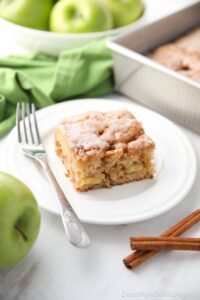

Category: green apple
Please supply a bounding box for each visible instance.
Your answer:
[0,0,54,30]
[103,0,144,28]
[0,172,40,269]
[50,0,113,33]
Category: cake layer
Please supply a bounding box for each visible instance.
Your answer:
[55,110,155,191]
[151,27,200,82]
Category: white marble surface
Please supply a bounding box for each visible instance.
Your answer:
[1,1,200,300]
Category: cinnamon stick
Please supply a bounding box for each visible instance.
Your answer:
[131,236,200,251]
[123,209,200,269]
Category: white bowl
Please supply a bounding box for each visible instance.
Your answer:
[0,10,145,56]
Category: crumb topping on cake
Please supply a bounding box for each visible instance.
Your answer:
[59,111,142,146]
[151,27,200,82]
[151,44,185,70]
[176,28,200,55]
[127,134,155,151]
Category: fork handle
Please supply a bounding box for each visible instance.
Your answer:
[41,160,91,248]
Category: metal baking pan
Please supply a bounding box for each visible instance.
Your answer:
[107,2,200,133]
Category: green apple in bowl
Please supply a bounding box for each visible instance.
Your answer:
[50,0,113,33]
[0,0,53,30]
[103,0,144,28]
[0,172,40,269]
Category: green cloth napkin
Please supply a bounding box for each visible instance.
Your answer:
[0,39,114,138]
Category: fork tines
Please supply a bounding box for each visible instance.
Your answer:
[16,103,41,146]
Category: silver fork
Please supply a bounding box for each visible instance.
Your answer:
[16,102,91,248]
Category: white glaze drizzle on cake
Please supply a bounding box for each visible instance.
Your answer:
[58,110,145,151]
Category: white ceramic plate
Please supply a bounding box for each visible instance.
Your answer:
[1,99,197,224]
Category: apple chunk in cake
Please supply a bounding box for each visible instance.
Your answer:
[55,110,155,192]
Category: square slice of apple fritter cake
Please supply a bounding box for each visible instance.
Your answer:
[55,110,155,192]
